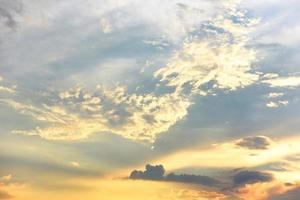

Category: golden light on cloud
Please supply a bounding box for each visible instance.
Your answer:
[156,135,300,172]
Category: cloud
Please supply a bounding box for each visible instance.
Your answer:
[69,161,80,167]
[262,76,300,88]
[165,173,220,187]
[1,175,12,181]
[0,86,15,93]
[154,5,259,94]
[235,136,273,150]
[1,0,296,145]
[0,0,22,29]
[99,17,112,33]
[97,0,216,42]
[0,76,16,94]
[267,92,284,98]
[269,187,300,200]
[3,85,191,143]
[232,170,273,186]
[0,189,13,199]
[129,164,220,187]
[130,164,165,180]
[0,174,24,200]
[266,100,289,108]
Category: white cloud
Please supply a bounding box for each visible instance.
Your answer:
[0,86,15,93]
[1,174,12,181]
[268,93,284,98]
[0,76,16,93]
[99,18,112,33]
[266,100,289,108]
[70,161,80,167]
[266,101,279,108]
[262,76,300,88]
[0,0,266,143]
[5,85,191,143]
[155,4,259,94]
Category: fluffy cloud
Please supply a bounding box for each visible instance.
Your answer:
[235,136,273,150]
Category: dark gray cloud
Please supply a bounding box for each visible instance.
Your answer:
[0,0,22,29]
[232,170,273,186]
[130,164,165,180]
[235,136,272,150]
[165,173,220,187]
[129,164,220,187]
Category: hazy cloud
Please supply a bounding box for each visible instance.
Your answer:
[235,136,273,150]
[269,187,300,200]
[0,189,13,199]
[0,0,22,29]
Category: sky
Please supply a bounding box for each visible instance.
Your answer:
[0,0,300,199]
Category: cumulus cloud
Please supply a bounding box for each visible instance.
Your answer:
[232,170,273,186]
[129,164,220,187]
[235,136,273,150]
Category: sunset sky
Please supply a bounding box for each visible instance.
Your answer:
[1,0,300,199]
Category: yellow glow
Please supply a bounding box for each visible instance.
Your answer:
[7,179,227,200]
[155,135,300,171]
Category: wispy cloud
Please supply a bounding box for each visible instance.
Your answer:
[262,76,300,88]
